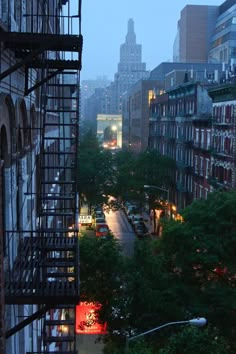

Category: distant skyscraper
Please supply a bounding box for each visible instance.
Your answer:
[173,5,218,63]
[80,77,110,121]
[110,18,149,114]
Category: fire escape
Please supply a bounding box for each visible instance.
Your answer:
[0,0,82,353]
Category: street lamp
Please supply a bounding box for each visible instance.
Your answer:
[125,317,207,352]
[144,184,169,201]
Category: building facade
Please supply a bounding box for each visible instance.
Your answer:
[173,5,218,63]
[80,77,111,122]
[149,81,213,210]
[208,83,236,190]
[209,0,236,65]
[0,1,82,353]
[108,18,149,114]
[122,79,164,153]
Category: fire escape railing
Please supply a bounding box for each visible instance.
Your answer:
[0,0,82,353]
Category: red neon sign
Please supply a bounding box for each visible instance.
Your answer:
[75,302,107,335]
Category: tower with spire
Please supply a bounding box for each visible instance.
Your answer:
[110,18,148,114]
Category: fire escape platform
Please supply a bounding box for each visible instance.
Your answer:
[0,31,83,52]
[5,236,80,305]
[0,31,82,73]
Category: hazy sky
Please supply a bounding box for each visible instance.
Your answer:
[77,0,223,81]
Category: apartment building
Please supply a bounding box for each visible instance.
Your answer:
[208,83,236,190]
[149,81,213,210]
[0,1,82,353]
[122,79,164,152]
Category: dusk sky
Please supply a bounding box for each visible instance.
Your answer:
[75,0,223,81]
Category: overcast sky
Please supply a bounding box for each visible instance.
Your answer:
[76,0,223,81]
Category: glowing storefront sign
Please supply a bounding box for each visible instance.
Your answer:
[75,302,107,335]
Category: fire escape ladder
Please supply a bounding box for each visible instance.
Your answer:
[2,1,82,353]
[36,61,80,354]
[233,107,236,188]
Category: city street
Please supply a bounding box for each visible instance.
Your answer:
[79,204,137,257]
[77,206,137,353]
[104,208,136,257]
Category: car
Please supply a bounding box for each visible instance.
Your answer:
[93,217,106,228]
[93,210,105,219]
[126,207,141,222]
[134,222,150,238]
[95,223,110,238]
[131,214,144,226]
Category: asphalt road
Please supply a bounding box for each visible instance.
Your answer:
[104,208,136,257]
[79,206,137,256]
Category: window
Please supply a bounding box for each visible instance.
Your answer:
[195,129,199,143]
[200,157,203,176]
[199,185,203,199]
[207,130,211,149]
[194,155,198,173]
[206,159,210,178]
[201,130,204,148]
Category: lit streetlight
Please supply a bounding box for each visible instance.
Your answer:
[125,317,207,352]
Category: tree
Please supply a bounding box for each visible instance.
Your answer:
[78,130,115,211]
[159,326,231,354]
[159,190,236,347]
[78,189,236,352]
[134,150,176,233]
[134,149,175,188]
[79,235,123,304]
[111,149,138,201]
[112,149,176,212]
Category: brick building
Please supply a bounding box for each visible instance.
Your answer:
[149,81,213,210]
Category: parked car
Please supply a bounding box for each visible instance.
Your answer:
[131,214,144,226]
[126,209,136,222]
[93,210,105,220]
[95,223,110,238]
[134,221,150,238]
[93,217,106,228]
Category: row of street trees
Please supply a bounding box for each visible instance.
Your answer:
[78,130,175,214]
[78,131,236,353]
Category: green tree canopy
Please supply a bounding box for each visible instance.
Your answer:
[159,190,236,345]
[159,326,231,354]
[78,130,115,210]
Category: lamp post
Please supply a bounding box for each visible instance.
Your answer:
[144,184,170,234]
[144,184,169,202]
[125,317,207,352]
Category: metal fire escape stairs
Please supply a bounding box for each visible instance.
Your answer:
[0,1,82,353]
